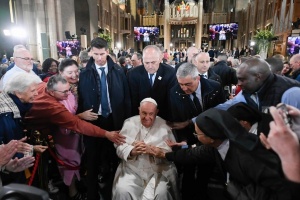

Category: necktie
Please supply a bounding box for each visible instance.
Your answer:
[149,74,154,86]
[100,67,109,117]
[192,92,202,113]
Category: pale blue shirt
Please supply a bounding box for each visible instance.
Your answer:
[215,91,246,110]
[216,87,300,110]
[148,73,156,86]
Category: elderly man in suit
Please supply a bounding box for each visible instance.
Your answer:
[127,45,176,121]
[168,62,226,200]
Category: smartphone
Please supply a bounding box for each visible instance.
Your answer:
[276,104,292,125]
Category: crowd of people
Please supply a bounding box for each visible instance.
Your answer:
[0,38,300,200]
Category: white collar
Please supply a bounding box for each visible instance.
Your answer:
[201,72,208,77]
[95,62,108,70]
[217,139,230,160]
[249,122,258,135]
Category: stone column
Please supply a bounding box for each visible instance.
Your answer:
[20,0,39,59]
[55,0,64,41]
[195,0,203,48]
[46,0,58,59]
[164,1,170,51]
[87,0,98,44]
[34,0,49,61]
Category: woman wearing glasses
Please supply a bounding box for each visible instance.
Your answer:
[149,108,296,200]
[54,59,97,200]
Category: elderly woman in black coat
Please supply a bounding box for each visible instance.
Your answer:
[149,108,296,200]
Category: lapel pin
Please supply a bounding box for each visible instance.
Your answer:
[158,76,162,80]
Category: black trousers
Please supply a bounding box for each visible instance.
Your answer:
[84,114,119,200]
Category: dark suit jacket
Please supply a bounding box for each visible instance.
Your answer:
[211,60,238,89]
[207,68,221,83]
[127,63,176,121]
[77,56,131,130]
[232,50,239,59]
[169,77,226,144]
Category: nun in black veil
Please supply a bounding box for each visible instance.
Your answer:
[149,108,295,200]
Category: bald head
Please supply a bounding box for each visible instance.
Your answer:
[290,54,300,72]
[239,58,271,78]
[237,58,271,93]
[186,47,199,63]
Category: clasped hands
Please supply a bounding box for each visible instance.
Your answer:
[130,141,166,159]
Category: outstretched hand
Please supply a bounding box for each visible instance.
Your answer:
[77,109,98,121]
[165,139,187,147]
[16,137,32,154]
[148,145,166,158]
[33,145,48,153]
[105,131,126,145]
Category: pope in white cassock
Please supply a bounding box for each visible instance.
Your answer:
[112,98,179,200]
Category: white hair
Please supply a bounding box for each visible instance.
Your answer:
[4,72,41,94]
[13,44,26,51]
[140,97,157,106]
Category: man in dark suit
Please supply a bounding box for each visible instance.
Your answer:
[77,37,131,200]
[192,52,221,83]
[232,47,239,59]
[168,62,226,200]
[211,53,238,98]
[208,47,215,61]
[127,45,176,121]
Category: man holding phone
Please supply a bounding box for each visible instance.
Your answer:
[216,58,300,111]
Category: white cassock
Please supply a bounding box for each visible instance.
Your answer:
[112,116,180,200]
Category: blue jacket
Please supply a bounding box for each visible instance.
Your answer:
[77,56,131,130]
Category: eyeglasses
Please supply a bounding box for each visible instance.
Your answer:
[16,57,35,61]
[54,88,71,95]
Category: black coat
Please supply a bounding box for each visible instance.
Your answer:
[212,60,238,89]
[169,77,226,144]
[166,142,295,200]
[232,50,239,59]
[77,56,131,130]
[127,63,176,121]
[207,68,222,83]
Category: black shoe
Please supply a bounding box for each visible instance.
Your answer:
[69,192,87,200]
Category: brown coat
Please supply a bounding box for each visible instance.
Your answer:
[25,82,106,137]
